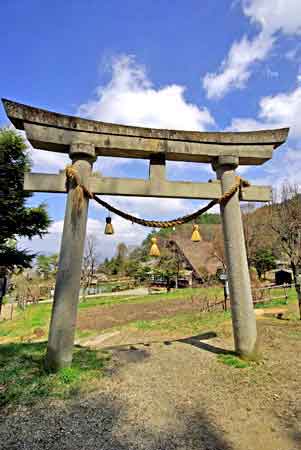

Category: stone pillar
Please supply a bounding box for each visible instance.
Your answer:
[45,143,95,371]
[213,156,257,358]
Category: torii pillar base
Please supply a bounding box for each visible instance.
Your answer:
[213,156,258,359]
[45,143,95,371]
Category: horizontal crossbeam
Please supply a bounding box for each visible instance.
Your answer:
[24,172,272,202]
[2,99,289,166]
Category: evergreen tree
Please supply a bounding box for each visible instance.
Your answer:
[0,129,50,269]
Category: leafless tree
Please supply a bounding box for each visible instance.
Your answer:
[81,234,100,300]
[209,228,227,271]
[242,202,276,263]
[270,183,301,319]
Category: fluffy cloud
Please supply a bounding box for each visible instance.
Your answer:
[21,55,218,258]
[243,0,301,35]
[18,217,149,260]
[252,146,301,191]
[79,54,214,131]
[229,83,301,139]
[91,194,201,221]
[203,0,301,99]
[20,191,205,259]
[20,194,205,259]
[203,32,274,99]
[29,146,136,175]
[28,55,215,175]
[29,149,69,173]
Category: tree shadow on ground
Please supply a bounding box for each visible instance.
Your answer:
[104,331,235,357]
[276,405,301,450]
[0,391,234,450]
[176,333,235,356]
[162,331,234,355]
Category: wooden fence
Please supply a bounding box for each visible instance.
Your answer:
[191,284,292,313]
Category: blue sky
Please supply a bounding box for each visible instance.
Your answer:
[1,0,301,259]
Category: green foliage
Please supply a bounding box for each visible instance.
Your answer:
[218,354,250,368]
[153,253,179,283]
[196,213,221,225]
[250,248,276,279]
[0,342,109,408]
[36,254,58,278]
[58,367,81,384]
[100,243,129,275]
[0,129,51,269]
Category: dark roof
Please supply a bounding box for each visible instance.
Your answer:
[166,225,222,278]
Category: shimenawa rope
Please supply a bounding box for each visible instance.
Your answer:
[65,165,250,228]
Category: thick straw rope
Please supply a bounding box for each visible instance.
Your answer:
[65,165,250,228]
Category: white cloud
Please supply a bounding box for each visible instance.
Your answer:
[29,56,215,176]
[20,194,207,259]
[258,87,301,138]
[229,83,301,139]
[243,0,301,35]
[257,146,301,189]
[203,32,274,99]
[21,55,218,258]
[79,54,214,131]
[19,217,148,260]
[91,194,202,223]
[203,0,301,98]
[30,149,69,173]
[228,117,267,132]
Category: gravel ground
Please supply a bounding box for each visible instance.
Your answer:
[0,319,300,450]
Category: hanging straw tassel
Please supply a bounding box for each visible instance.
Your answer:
[73,185,85,214]
[191,224,201,242]
[149,237,160,257]
[104,216,114,235]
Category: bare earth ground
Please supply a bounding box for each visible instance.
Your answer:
[77,296,220,332]
[1,311,301,450]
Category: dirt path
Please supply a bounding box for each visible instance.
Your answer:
[1,318,300,450]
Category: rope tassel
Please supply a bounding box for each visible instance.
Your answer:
[104,216,114,235]
[149,238,160,257]
[191,224,201,242]
[73,184,85,213]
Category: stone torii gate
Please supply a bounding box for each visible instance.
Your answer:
[2,99,289,370]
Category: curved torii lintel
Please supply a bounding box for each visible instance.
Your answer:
[2,98,289,165]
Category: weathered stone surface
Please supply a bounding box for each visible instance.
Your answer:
[45,150,95,370]
[2,99,289,165]
[214,156,257,358]
[24,172,272,201]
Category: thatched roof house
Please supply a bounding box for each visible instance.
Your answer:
[164,224,223,283]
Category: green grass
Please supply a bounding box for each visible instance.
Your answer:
[0,287,223,342]
[254,298,288,309]
[217,354,250,369]
[0,286,298,344]
[79,286,224,309]
[130,310,231,334]
[0,342,110,409]
[0,303,52,340]
[254,287,297,309]
[288,330,301,339]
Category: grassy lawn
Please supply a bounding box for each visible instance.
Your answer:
[0,287,223,342]
[129,310,231,334]
[0,342,110,409]
[79,286,224,309]
[0,286,298,343]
